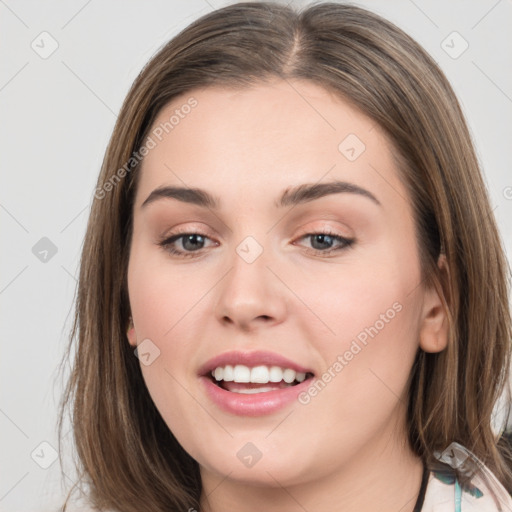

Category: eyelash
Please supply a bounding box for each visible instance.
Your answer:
[157,228,355,259]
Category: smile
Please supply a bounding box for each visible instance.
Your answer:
[210,364,311,394]
[199,351,316,416]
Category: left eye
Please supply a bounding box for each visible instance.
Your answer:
[296,232,354,253]
[158,230,354,258]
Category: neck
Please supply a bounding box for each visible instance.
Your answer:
[198,425,424,512]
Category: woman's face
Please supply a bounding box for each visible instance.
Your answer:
[127,79,445,487]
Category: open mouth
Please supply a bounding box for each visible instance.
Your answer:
[208,364,315,394]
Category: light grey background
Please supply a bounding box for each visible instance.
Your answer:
[1,0,511,510]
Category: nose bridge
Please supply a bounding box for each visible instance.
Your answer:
[226,232,273,302]
[214,231,286,328]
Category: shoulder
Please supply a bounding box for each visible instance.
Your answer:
[422,461,512,511]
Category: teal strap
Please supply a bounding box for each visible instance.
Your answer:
[455,479,462,512]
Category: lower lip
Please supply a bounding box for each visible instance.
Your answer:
[200,376,313,416]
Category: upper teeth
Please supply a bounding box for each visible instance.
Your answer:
[211,365,307,384]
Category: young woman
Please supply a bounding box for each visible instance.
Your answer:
[59,2,512,511]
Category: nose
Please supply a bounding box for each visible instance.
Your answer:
[214,239,288,332]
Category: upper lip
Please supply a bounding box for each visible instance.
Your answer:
[198,350,314,377]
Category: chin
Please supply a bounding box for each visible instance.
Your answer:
[190,434,320,488]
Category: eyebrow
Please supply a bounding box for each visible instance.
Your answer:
[141,180,381,210]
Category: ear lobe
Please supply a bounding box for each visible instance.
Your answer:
[127,318,137,347]
[419,254,450,354]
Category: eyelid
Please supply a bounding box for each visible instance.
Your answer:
[160,223,216,239]
[159,222,352,243]
[294,222,354,239]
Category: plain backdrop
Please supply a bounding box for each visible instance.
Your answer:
[1,0,511,510]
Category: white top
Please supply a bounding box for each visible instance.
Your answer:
[422,443,512,511]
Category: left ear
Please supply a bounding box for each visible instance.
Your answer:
[419,254,450,353]
[127,316,137,347]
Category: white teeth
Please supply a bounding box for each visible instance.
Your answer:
[283,368,296,384]
[250,365,269,383]
[232,386,276,394]
[223,364,234,382]
[233,365,251,383]
[269,366,283,382]
[210,364,309,384]
[296,372,306,383]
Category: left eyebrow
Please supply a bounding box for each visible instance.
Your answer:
[141,180,381,210]
[277,181,381,208]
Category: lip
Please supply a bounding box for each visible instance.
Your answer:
[200,374,314,416]
[198,350,313,376]
[198,350,315,417]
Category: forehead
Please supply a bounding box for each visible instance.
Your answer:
[134,79,408,212]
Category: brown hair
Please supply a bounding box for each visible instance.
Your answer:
[58,2,512,510]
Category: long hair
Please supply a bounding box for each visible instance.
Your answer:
[58,2,512,510]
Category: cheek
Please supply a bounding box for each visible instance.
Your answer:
[127,242,208,341]
[127,250,211,461]
[294,291,420,469]
[138,357,217,468]
[294,247,418,352]
[294,243,421,416]
[127,244,218,428]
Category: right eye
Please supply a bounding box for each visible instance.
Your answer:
[158,231,217,258]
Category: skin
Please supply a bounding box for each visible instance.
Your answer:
[126,79,449,512]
